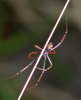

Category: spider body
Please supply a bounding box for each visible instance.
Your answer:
[43,42,54,57]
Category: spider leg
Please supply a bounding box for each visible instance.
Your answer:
[33,57,46,87]
[50,17,68,51]
[44,55,53,71]
[33,55,53,87]
[34,45,42,50]
[28,45,42,58]
[28,52,39,58]
[36,56,46,71]
[37,55,53,71]
[33,70,45,87]
[8,59,35,79]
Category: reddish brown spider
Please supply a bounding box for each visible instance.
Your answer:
[28,18,68,86]
[10,18,68,87]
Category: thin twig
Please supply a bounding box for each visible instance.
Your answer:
[17,0,70,100]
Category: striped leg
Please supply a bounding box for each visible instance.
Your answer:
[8,60,35,79]
[33,57,46,87]
[50,17,68,51]
[37,55,53,71]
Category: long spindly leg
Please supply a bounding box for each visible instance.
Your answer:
[34,45,42,50]
[44,55,53,71]
[33,57,46,87]
[28,51,39,58]
[37,55,53,71]
[50,17,68,51]
[8,59,35,79]
[28,45,42,58]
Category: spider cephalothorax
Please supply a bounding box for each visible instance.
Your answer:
[47,42,53,50]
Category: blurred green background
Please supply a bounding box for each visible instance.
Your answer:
[0,0,81,100]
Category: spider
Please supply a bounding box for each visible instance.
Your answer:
[10,18,68,87]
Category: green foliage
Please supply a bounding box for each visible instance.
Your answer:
[0,30,32,57]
